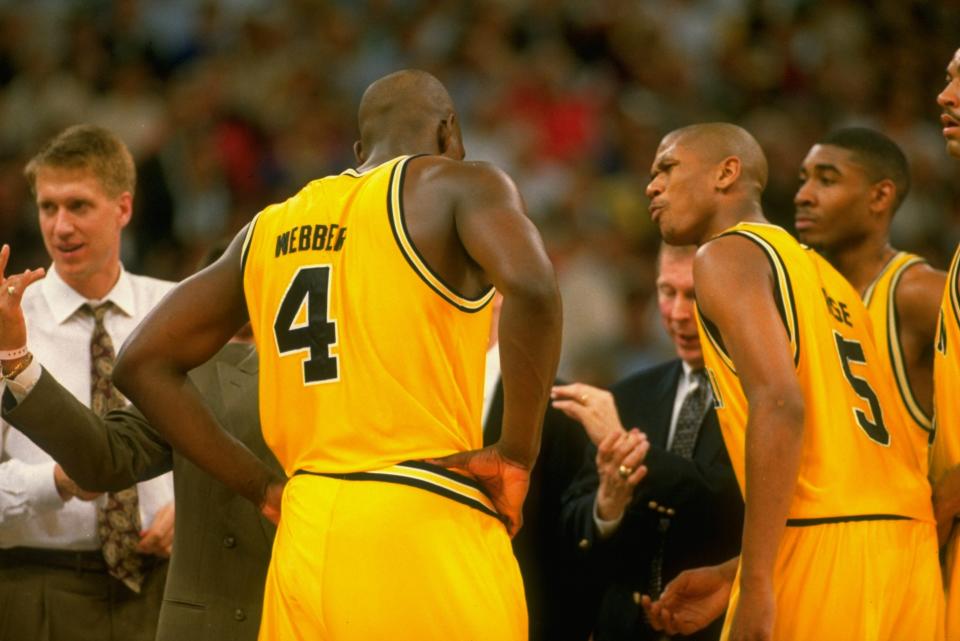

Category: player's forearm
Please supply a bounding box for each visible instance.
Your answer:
[739,395,804,591]
[495,281,562,469]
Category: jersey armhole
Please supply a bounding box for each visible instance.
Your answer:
[718,229,800,369]
[386,155,495,313]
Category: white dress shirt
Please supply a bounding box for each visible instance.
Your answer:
[0,264,175,550]
[480,344,501,431]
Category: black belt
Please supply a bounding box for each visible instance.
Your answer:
[0,547,165,574]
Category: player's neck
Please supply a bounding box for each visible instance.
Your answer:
[701,201,767,244]
[358,139,439,171]
[828,241,896,297]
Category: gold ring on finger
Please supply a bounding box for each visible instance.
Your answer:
[618,464,632,479]
[580,394,588,403]
[5,285,14,295]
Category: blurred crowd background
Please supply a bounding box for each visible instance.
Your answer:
[1,0,959,385]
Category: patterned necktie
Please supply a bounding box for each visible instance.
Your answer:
[668,369,710,458]
[648,369,711,600]
[85,302,144,593]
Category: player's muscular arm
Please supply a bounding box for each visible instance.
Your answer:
[695,237,805,641]
[115,229,284,519]
[895,264,946,418]
[451,161,562,469]
[422,161,561,537]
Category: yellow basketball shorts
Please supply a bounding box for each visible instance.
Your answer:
[258,461,528,641]
[944,531,960,641]
[721,517,943,641]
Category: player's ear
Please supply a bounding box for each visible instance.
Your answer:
[353,140,365,164]
[716,156,742,191]
[869,179,897,215]
[437,117,451,154]
[438,112,465,160]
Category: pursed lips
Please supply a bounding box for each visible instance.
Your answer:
[943,112,960,136]
[649,202,665,222]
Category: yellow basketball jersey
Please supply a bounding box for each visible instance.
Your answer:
[933,245,960,482]
[863,251,934,476]
[697,222,933,523]
[241,155,495,476]
[933,245,960,641]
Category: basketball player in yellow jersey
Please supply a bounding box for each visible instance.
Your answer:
[112,69,563,641]
[645,123,942,641]
[932,46,960,641]
[794,127,944,476]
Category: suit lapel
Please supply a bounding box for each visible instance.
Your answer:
[640,361,683,450]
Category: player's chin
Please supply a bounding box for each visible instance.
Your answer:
[658,223,699,247]
[947,138,960,159]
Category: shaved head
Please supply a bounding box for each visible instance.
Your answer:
[648,122,769,245]
[665,123,768,193]
[357,70,458,154]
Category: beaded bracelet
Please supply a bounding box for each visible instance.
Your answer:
[1,352,32,380]
[0,345,28,360]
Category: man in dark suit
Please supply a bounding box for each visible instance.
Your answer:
[553,243,743,641]
[481,294,594,641]
[0,255,278,641]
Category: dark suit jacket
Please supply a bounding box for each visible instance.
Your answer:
[561,359,743,641]
[484,379,597,641]
[2,342,280,641]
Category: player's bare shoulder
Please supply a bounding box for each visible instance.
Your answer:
[694,234,771,289]
[408,156,520,207]
[895,260,946,339]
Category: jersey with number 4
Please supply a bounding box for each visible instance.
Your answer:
[241,155,494,476]
[697,222,933,523]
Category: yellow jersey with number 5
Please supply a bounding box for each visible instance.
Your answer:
[241,155,494,476]
[697,222,933,523]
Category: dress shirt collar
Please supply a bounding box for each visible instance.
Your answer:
[41,263,136,324]
[680,360,709,397]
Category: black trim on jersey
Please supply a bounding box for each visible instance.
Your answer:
[294,463,500,521]
[696,304,735,373]
[399,459,491,488]
[950,249,960,329]
[386,155,494,314]
[721,230,801,368]
[888,259,934,433]
[785,513,911,527]
[861,252,900,307]
[240,216,261,279]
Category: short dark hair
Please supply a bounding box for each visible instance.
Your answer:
[24,124,135,197]
[656,241,696,275]
[819,127,910,212]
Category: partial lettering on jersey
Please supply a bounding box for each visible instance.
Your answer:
[822,287,854,327]
[705,367,725,410]
[275,224,348,257]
